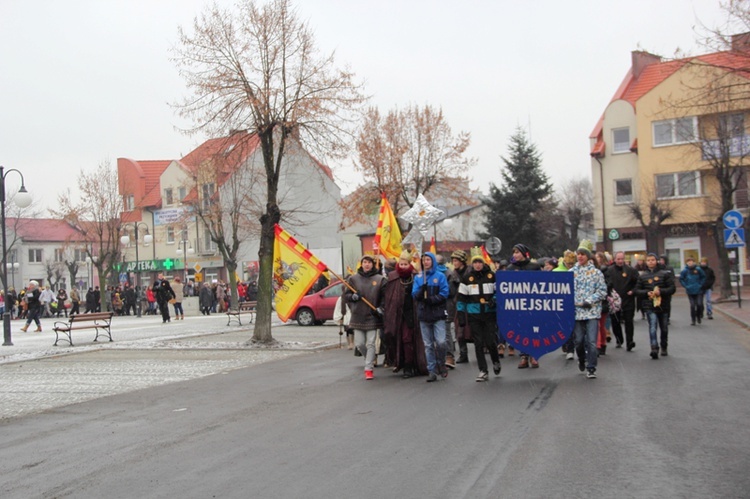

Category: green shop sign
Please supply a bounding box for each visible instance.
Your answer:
[116,259,185,273]
[608,229,620,241]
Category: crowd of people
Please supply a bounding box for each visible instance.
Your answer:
[336,241,717,382]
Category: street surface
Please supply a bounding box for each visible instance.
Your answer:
[1,299,749,498]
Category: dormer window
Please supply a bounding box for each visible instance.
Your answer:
[165,188,174,205]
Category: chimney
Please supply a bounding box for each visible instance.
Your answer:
[731,32,750,52]
[631,50,662,79]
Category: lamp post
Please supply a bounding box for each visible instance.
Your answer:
[6,261,18,291]
[1,166,32,346]
[177,227,194,282]
[121,222,152,317]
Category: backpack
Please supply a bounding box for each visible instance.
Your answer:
[607,288,622,314]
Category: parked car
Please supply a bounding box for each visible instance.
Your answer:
[293,281,344,326]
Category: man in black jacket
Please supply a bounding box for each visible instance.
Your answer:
[606,251,639,351]
[700,257,716,320]
[635,253,676,358]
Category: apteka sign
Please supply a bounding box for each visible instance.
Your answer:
[496,271,575,359]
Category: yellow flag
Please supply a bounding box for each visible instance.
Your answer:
[273,224,327,322]
[374,193,402,259]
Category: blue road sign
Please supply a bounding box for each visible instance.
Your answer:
[723,210,744,229]
[724,228,746,248]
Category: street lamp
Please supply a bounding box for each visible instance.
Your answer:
[177,227,194,282]
[5,261,18,290]
[1,166,32,346]
[121,222,152,317]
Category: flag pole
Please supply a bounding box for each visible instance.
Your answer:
[327,267,377,311]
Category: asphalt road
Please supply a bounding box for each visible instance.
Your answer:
[2,300,749,498]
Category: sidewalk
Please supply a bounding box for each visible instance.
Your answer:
[0,313,347,420]
[714,299,750,329]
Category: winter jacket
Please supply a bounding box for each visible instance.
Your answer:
[456,263,496,319]
[701,264,716,291]
[507,258,542,271]
[199,285,213,309]
[344,267,385,331]
[172,281,185,302]
[679,264,706,295]
[605,264,639,312]
[635,266,676,313]
[153,280,176,304]
[448,264,471,341]
[572,260,607,321]
[411,252,449,324]
[26,288,42,311]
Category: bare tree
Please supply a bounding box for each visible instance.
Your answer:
[173,0,365,343]
[44,258,65,292]
[340,105,476,229]
[627,183,677,254]
[52,160,124,312]
[556,176,594,251]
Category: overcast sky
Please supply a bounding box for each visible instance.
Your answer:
[0,0,732,213]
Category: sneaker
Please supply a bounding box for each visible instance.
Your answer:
[518,357,529,369]
[455,355,469,364]
[439,366,449,378]
[566,352,574,360]
[597,346,606,356]
[365,370,374,380]
[586,369,597,379]
[626,342,635,352]
[497,344,505,358]
[615,342,623,348]
[476,371,488,382]
[650,349,659,360]
[426,372,438,382]
[507,346,515,356]
[493,362,502,375]
[578,358,586,373]
[530,357,539,368]
[661,348,668,356]
[445,354,456,369]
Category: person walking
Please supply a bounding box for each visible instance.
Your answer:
[344,255,386,381]
[448,250,472,364]
[69,287,80,315]
[412,252,450,382]
[679,257,706,326]
[507,243,542,368]
[55,288,68,318]
[700,257,716,320]
[20,281,43,333]
[146,286,157,315]
[572,245,607,379]
[172,276,185,320]
[153,273,176,323]
[605,251,639,351]
[636,253,676,358]
[457,252,502,382]
[382,251,427,378]
[199,282,213,315]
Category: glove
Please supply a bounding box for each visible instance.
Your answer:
[371,307,384,318]
[457,314,466,328]
[581,301,592,309]
[350,293,360,302]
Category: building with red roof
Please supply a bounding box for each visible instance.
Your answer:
[590,33,750,284]
[118,130,342,285]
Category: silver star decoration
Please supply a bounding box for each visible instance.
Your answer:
[399,194,444,237]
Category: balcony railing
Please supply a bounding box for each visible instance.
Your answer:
[701,135,750,160]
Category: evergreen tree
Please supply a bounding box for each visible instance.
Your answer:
[482,128,556,257]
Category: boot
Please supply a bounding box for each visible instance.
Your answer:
[455,353,469,364]
[507,346,515,356]
[650,346,659,360]
[518,356,529,369]
[445,353,456,369]
[34,326,42,333]
[20,325,28,332]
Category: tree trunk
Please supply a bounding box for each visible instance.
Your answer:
[226,260,238,310]
[252,207,279,343]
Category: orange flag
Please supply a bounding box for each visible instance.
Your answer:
[430,236,436,254]
[374,193,402,260]
[273,224,327,322]
[481,245,493,264]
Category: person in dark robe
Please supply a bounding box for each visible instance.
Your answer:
[382,251,428,378]
[153,273,176,323]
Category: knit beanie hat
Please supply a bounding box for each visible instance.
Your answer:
[450,249,468,263]
[576,239,594,260]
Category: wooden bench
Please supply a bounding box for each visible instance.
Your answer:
[226,301,257,326]
[52,312,115,346]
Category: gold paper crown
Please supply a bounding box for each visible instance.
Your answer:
[470,246,484,263]
[578,239,594,252]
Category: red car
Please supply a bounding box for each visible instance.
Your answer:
[293,281,344,326]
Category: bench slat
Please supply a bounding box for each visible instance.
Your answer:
[53,312,114,346]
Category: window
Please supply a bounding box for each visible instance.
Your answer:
[29,249,42,263]
[167,226,175,244]
[202,183,215,211]
[656,171,701,199]
[165,188,174,205]
[612,128,631,153]
[614,179,633,204]
[125,194,135,211]
[54,248,65,263]
[653,117,697,146]
[719,113,745,138]
[203,225,217,252]
[74,249,87,262]
[179,187,187,202]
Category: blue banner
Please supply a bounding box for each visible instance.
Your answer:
[496,271,575,359]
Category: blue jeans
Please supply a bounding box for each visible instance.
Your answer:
[646,310,669,349]
[420,320,447,374]
[574,318,598,371]
[704,289,713,316]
